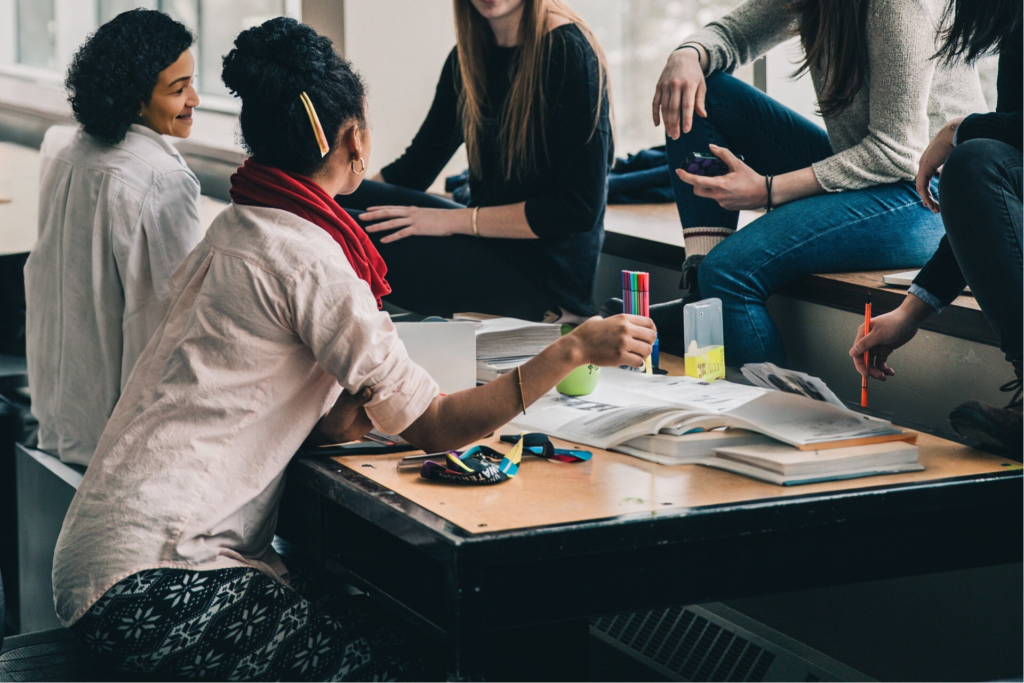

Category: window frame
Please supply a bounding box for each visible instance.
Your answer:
[0,0,302,115]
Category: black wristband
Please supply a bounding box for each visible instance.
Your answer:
[674,44,702,60]
[765,175,774,212]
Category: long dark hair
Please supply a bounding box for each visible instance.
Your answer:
[934,0,1022,64]
[787,0,870,118]
[453,0,611,181]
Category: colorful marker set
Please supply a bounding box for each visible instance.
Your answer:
[622,270,656,373]
[621,270,650,317]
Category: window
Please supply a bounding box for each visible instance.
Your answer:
[16,0,56,69]
[96,0,298,100]
[1,0,300,108]
[575,0,755,155]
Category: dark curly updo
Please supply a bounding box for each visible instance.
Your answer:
[66,9,194,145]
[222,17,366,177]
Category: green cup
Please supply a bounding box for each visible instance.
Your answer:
[556,364,600,396]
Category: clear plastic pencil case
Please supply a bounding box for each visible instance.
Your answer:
[683,298,725,381]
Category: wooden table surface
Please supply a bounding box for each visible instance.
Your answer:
[0,142,41,256]
[329,352,1015,534]
[814,270,979,311]
[333,431,1015,535]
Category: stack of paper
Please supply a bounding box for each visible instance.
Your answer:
[460,317,562,383]
[705,440,922,485]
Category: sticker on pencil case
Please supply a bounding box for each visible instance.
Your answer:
[419,433,590,485]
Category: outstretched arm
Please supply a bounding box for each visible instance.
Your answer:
[401,315,656,453]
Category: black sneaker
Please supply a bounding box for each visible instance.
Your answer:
[680,254,704,301]
[948,362,1023,458]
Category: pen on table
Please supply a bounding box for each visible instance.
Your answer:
[861,293,872,408]
[397,452,451,470]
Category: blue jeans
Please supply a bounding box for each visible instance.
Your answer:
[666,73,946,366]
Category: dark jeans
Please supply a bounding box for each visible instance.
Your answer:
[666,72,835,230]
[665,73,946,366]
[340,180,557,320]
[939,138,1023,363]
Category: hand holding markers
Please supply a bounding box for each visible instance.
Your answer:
[622,270,655,374]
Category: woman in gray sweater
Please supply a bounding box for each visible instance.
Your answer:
[646,0,985,365]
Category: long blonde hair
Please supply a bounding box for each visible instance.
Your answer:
[453,0,612,181]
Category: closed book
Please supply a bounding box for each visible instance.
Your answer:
[705,440,922,485]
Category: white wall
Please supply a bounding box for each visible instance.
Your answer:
[343,0,466,181]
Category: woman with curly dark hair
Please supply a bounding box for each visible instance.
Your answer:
[51,17,653,681]
[24,8,204,467]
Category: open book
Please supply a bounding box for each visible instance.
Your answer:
[511,369,915,452]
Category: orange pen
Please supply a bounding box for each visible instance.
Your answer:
[861,294,872,408]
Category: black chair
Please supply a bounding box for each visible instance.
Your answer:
[0,567,124,681]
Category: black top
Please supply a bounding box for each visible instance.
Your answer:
[912,24,1022,309]
[381,24,613,315]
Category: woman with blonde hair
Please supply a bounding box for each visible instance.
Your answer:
[343,0,613,323]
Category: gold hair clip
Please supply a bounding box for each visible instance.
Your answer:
[298,91,330,157]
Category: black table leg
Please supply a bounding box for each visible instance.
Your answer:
[445,560,590,681]
[446,562,487,681]
[484,619,590,682]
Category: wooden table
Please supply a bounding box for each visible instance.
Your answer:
[277,369,1023,680]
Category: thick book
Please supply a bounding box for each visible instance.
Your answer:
[704,440,922,485]
[458,316,562,363]
[611,429,772,465]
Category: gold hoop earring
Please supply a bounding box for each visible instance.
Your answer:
[351,158,366,174]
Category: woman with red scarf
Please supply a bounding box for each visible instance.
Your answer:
[52,18,654,681]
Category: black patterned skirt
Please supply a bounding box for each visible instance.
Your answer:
[70,567,427,681]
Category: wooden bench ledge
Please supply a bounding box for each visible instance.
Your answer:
[601,203,995,346]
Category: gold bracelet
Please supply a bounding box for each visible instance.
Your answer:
[471,206,480,237]
[516,366,527,415]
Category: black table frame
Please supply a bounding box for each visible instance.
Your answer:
[277,450,1022,680]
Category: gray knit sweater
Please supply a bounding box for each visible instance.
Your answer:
[684,0,986,191]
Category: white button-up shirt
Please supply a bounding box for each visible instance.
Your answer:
[52,203,439,627]
[25,124,203,466]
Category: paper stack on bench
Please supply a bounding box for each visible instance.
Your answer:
[457,316,562,383]
[510,368,921,485]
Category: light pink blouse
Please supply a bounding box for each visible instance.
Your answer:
[52,203,438,626]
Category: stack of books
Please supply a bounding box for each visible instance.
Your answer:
[458,316,562,383]
[511,369,922,486]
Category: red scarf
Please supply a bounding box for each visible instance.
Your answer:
[229,159,391,308]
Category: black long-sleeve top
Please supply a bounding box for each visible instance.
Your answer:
[911,25,1022,310]
[380,24,613,315]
